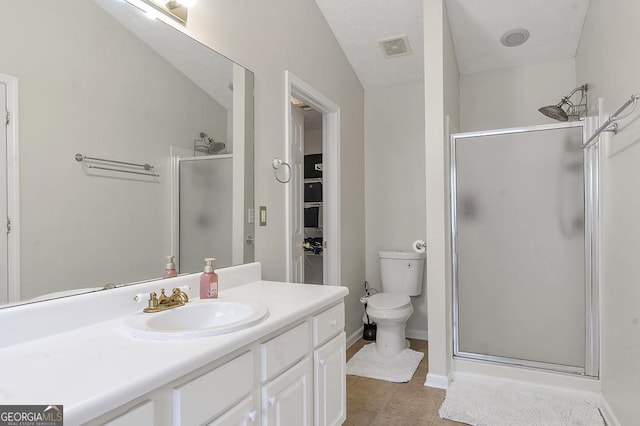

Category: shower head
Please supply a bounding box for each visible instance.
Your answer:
[206,141,226,154]
[538,84,588,122]
[194,132,226,155]
[538,104,569,121]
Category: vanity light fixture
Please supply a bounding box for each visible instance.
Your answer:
[129,0,192,27]
[145,7,159,19]
[165,0,197,9]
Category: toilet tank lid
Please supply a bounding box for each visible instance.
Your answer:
[367,293,411,310]
[378,250,425,260]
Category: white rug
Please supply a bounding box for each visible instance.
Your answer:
[439,380,604,426]
[346,343,424,383]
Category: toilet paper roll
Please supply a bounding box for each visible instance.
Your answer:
[413,240,426,254]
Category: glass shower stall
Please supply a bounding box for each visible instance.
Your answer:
[450,121,599,376]
[177,155,233,273]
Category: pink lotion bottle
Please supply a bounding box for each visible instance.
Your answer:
[163,255,178,278]
[200,257,218,299]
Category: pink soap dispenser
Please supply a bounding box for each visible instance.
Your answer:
[200,257,219,299]
[163,255,178,278]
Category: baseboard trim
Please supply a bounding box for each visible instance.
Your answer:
[425,373,450,389]
[599,396,621,426]
[406,329,428,341]
[346,326,363,349]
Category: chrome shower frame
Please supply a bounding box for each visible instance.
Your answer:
[449,120,600,377]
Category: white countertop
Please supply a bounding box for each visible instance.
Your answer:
[0,280,348,424]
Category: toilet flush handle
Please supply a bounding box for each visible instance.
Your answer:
[413,239,426,254]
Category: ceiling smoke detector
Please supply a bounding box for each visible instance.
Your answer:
[378,35,412,59]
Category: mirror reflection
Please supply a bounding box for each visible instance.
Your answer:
[0,0,254,307]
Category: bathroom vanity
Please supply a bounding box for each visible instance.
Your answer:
[0,263,348,426]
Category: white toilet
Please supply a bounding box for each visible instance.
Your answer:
[366,250,425,357]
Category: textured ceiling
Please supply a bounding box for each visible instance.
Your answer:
[314,0,590,87]
[314,0,424,89]
[445,0,590,75]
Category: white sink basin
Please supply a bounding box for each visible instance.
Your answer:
[123,299,269,340]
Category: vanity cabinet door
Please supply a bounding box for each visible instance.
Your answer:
[208,396,258,426]
[313,332,346,426]
[262,357,312,426]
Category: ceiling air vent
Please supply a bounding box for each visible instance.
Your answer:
[378,35,412,59]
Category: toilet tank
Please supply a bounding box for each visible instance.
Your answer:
[378,250,425,296]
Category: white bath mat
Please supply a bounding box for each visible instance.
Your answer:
[439,380,604,426]
[346,343,424,383]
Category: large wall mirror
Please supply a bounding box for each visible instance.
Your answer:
[0,0,255,307]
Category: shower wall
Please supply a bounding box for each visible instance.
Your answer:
[460,58,576,132]
[576,0,640,423]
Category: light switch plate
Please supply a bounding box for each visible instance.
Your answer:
[259,206,267,226]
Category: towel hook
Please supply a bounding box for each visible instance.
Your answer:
[272,158,291,183]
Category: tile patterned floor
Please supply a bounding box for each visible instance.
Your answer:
[345,338,467,426]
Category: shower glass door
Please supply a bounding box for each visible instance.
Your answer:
[178,155,233,273]
[451,122,598,376]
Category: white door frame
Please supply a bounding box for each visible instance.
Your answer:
[284,71,341,286]
[1,73,20,303]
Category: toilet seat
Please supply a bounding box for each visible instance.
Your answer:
[365,293,414,356]
[367,293,411,310]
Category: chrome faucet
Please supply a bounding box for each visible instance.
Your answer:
[143,288,189,313]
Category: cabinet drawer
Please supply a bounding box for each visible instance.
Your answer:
[313,303,344,346]
[173,351,253,425]
[261,322,309,382]
[208,396,257,426]
[103,400,154,426]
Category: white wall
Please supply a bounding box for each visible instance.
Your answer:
[424,0,452,388]
[304,128,323,155]
[460,59,576,132]
[576,0,640,423]
[1,1,227,299]
[186,0,366,337]
[444,9,460,132]
[364,81,427,337]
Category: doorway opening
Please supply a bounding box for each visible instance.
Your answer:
[285,71,340,285]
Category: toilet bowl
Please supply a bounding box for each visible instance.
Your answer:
[366,250,425,357]
[366,293,413,357]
